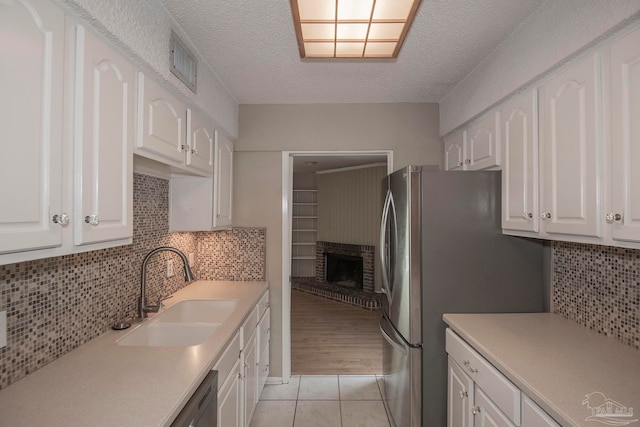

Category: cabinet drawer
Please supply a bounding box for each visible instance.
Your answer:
[213,331,240,386]
[446,329,521,425]
[257,290,270,320]
[240,305,258,350]
[258,307,270,356]
[522,395,560,427]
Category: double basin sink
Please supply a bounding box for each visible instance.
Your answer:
[118,299,238,347]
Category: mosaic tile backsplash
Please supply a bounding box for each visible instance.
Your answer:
[0,174,265,389]
[552,241,640,350]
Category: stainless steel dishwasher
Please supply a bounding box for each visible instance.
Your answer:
[171,370,218,427]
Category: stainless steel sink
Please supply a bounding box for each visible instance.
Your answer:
[117,299,239,347]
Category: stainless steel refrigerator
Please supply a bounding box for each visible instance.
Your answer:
[379,166,545,427]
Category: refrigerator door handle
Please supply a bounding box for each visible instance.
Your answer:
[379,189,394,298]
[380,318,408,355]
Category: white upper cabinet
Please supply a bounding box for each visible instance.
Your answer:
[73,25,133,245]
[444,130,465,171]
[466,112,500,170]
[186,108,214,174]
[215,133,234,228]
[136,72,186,165]
[610,27,640,243]
[169,130,234,231]
[539,52,603,238]
[500,90,539,233]
[0,0,65,254]
[444,112,500,171]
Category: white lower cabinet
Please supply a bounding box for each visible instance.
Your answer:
[242,328,258,427]
[521,396,560,427]
[474,387,516,427]
[218,358,242,427]
[213,291,269,427]
[447,329,560,427]
[448,356,473,427]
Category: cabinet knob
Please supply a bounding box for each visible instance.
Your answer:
[459,390,468,399]
[606,212,622,223]
[191,148,198,155]
[464,159,471,165]
[180,144,189,152]
[472,406,482,416]
[457,162,463,167]
[84,215,100,225]
[522,212,533,220]
[541,212,551,220]
[52,213,69,225]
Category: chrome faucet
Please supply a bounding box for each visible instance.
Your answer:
[139,246,196,319]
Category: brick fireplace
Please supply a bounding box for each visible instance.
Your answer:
[316,241,375,293]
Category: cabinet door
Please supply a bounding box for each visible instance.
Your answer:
[214,132,234,227]
[448,357,473,427]
[474,386,517,427]
[0,0,64,254]
[611,28,640,242]
[444,130,465,171]
[257,307,271,399]
[136,72,186,164]
[467,112,500,170]
[521,395,560,427]
[186,108,214,175]
[73,25,133,245]
[219,359,242,427]
[501,90,539,232]
[242,329,258,427]
[540,53,603,237]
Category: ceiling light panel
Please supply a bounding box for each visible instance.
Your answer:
[290,0,422,59]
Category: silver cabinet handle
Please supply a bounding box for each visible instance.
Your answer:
[606,212,622,223]
[181,144,189,152]
[472,406,481,415]
[464,159,471,165]
[191,148,198,155]
[84,215,99,225]
[522,212,533,220]
[462,360,478,374]
[52,213,69,225]
[541,212,551,220]
[459,390,468,399]
[457,162,463,167]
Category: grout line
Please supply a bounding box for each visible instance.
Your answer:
[337,375,343,427]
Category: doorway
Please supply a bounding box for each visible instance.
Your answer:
[281,151,393,382]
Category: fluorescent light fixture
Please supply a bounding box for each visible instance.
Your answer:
[290,0,421,59]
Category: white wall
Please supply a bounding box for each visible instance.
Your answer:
[439,0,640,135]
[234,103,440,377]
[60,0,239,138]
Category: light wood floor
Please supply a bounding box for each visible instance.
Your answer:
[291,290,383,375]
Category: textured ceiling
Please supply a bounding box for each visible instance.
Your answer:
[162,0,544,104]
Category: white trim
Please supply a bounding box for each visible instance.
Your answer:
[265,376,285,385]
[315,162,388,175]
[281,150,393,382]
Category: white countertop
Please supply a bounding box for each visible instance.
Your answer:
[443,313,640,427]
[0,280,268,427]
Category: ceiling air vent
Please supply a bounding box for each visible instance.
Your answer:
[170,31,197,92]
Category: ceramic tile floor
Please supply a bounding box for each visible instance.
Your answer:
[250,375,391,427]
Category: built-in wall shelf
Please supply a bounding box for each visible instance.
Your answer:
[292,189,317,277]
